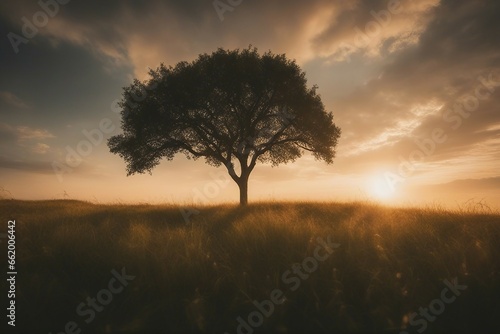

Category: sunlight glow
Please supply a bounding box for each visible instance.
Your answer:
[368,177,396,201]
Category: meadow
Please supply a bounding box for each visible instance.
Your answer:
[1,199,499,333]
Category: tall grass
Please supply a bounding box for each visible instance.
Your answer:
[1,200,499,333]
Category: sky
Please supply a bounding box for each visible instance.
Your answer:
[0,0,499,209]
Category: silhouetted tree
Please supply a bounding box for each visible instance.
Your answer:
[108,47,341,205]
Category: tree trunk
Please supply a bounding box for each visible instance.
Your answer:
[237,175,249,206]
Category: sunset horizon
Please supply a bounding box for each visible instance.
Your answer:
[1,0,499,210]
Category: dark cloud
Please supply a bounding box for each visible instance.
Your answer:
[334,0,500,174]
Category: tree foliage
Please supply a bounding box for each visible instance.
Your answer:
[108,47,341,204]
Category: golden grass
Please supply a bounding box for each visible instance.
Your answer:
[1,199,499,333]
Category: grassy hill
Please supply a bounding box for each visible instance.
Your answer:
[1,200,499,333]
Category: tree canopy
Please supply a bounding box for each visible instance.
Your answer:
[108,47,341,205]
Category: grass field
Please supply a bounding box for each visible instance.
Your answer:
[1,199,499,333]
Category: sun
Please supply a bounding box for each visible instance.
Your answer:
[368,176,396,201]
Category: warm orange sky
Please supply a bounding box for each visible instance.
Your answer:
[1,0,499,209]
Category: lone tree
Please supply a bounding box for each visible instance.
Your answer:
[108,47,341,205]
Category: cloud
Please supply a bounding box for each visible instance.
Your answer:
[0,0,442,78]
[0,91,29,109]
[330,0,500,179]
[436,177,500,191]
[0,123,55,141]
[311,0,441,62]
[410,176,500,205]
[31,143,51,154]
[16,125,55,140]
[0,123,16,141]
[0,123,55,160]
[0,155,54,174]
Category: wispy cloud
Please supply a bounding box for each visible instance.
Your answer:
[31,143,51,154]
[0,123,55,165]
[0,91,29,109]
[0,123,55,141]
[0,156,53,174]
[16,126,55,140]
